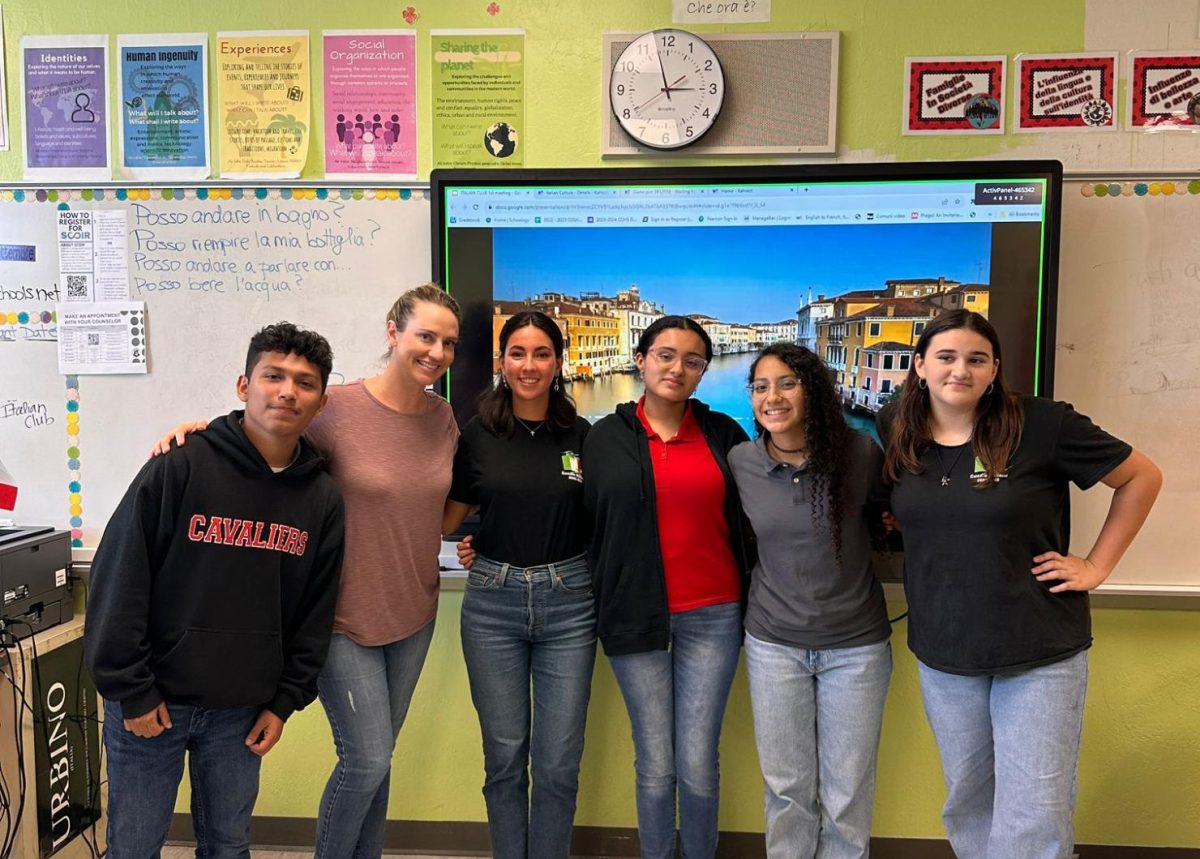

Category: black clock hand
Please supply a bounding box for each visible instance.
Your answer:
[655,44,672,101]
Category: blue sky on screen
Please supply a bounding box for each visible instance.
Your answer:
[492,222,993,323]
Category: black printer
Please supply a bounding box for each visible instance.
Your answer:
[0,527,74,644]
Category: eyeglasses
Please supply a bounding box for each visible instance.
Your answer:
[647,348,708,374]
[747,377,802,396]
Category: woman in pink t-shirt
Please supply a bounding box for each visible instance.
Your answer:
[153,283,462,858]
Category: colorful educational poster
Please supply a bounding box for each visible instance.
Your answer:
[1016,53,1118,132]
[0,6,9,151]
[117,34,210,180]
[56,302,148,375]
[431,29,525,168]
[215,31,311,178]
[20,35,111,180]
[1128,51,1200,130]
[322,30,417,179]
[904,56,1006,135]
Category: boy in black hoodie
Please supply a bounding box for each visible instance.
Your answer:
[84,322,345,859]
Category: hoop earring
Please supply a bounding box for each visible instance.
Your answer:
[553,377,560,392]
[494,373,508,390]
[985,382,995,395]
[918,378,927,390]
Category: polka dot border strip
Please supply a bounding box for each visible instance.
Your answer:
[65,376,83,548]
[0,188,426,203]
[1081,180,1200,198]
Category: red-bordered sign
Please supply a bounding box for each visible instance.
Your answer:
[1129,52,1200,129]
[904,56,1006,135]
[1016,53,1118,131]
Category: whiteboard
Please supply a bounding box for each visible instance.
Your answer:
[1056,182,1200,593]
[0,190,430,548]
[2,181,1196,593]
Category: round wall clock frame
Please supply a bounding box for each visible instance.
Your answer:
[609,29,725,150]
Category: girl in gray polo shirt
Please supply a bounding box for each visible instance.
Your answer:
[729,343,891,859]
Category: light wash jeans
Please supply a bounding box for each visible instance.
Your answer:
[918,649,1089,859]
[103,700,261,859]
[314,622,435,859]
[608,600,743,859]
[743,634,892,859]
[460,553,597,859]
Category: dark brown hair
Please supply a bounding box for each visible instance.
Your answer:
[636,315,713,362]
[476,310,577,436]
[749,343,850,559]
[246,322,334,392]
[883,310,1023,487]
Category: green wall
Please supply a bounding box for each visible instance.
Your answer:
[247,596,1200,847]
[1,0,1090,180]
[6,0,1198,848]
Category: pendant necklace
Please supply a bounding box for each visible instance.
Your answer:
[514,416,544,437]
[933,441,970,487]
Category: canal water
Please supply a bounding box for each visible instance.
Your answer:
[568,351,880,443]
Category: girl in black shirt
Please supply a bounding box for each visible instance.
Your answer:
[882,310,1161,859]
[443,311,593,859]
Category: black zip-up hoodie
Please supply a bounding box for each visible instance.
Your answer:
[583,399,755,656]
[84,411,345,721]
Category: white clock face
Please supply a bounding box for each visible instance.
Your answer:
[610,30,725,150]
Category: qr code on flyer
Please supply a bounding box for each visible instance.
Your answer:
[87,333,100,346]
[66,275,89,299]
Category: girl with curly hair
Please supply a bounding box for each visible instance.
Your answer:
[728,343,892,859]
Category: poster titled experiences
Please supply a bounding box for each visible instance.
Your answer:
[118,33,210,179]
[20,35,111,180]
[431,29,525,168]
[216,31,311,178]
[323,31,417,179]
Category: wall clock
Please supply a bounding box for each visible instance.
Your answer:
[609,29,725,150]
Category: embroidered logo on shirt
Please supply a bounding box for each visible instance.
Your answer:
[969,455,1009,485]
[561,451,583,483]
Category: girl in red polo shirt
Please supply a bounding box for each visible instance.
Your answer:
[584,315,754,859]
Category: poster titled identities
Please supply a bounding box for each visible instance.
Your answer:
[216,31,311,178]
[20,35,111,180]
[1128,51,1200,130]
[904,56,1006,135]
[1016,53,1118,131]
[323,31,417,179]
[118,34,210,179]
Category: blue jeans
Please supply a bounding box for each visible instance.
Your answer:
[608,600,743,859]
[918,650,1089,859]
[315,622,435,859]
[461,553,597,859]
[744,634,892,859]
[103,699,261,859]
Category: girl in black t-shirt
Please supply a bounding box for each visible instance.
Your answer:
[443,310,594,859]
[882,310,1161,859]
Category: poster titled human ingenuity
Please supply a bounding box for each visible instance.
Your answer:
[117,34,210,180]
